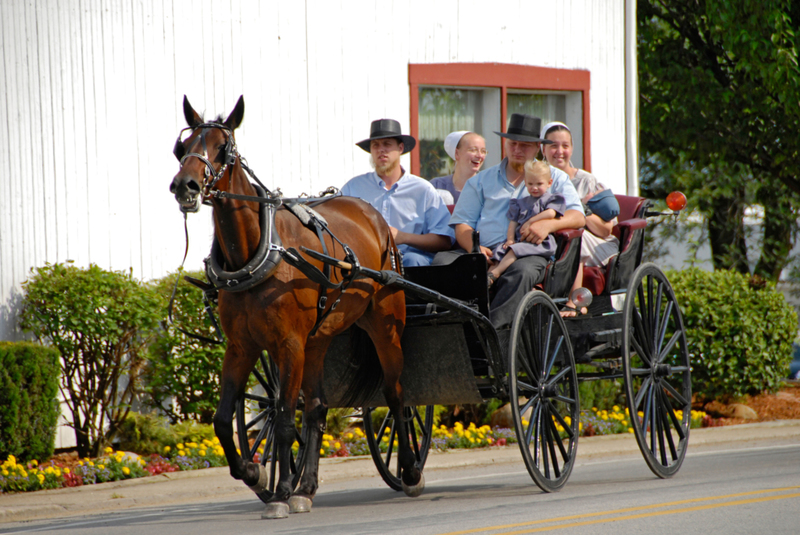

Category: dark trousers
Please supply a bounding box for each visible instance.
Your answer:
[431,249,548,329]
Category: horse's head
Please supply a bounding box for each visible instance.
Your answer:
[170,95,245,213]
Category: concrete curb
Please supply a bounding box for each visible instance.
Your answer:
[2,420,799,524]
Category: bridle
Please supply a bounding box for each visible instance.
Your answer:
[174,122,240,199]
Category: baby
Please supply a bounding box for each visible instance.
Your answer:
[487,160,565,286]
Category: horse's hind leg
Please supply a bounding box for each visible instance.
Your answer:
[358,288,423,497]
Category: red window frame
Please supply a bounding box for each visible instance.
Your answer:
[408,63,591,177]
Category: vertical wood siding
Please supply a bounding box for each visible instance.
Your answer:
[1,0,629,342]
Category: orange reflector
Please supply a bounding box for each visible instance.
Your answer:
[666,191,687,211]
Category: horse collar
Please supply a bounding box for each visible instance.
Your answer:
[204,184,283,292]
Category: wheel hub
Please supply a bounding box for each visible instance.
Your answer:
[654,363,672,378]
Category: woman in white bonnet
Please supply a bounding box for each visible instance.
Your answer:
[430,131,487,204]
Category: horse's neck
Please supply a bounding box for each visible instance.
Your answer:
[213,167,261,270]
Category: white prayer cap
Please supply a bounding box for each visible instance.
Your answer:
[444,131,471,160]
[540,121,570,140]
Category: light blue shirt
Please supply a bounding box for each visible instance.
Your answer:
[341,169,455,264]
[450,158,584,249]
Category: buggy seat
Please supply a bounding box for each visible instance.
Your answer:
[582,195,650,295]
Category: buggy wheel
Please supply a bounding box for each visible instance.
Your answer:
[509,291,579,493]
[622,263,691,479]
[235,351,309,504]
[363,405,434,491]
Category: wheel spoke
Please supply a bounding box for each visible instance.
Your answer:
[547,399,575,440]
[547,365,571,386]
[661,387,686,443]
[517,379,538,395]
[545,335,565,378]
[630,330,651,367]
[541,314,554,380]
[662,379,690,408]
[654,301,674,363]
[630,367,650,376]
[633,375,652,411]
[658,329,681,364]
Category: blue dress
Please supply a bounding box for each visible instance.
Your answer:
[491,192,566,262]
[430,174,460,204]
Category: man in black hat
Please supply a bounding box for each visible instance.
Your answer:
[441,113,585,328]
[341,119,454,266]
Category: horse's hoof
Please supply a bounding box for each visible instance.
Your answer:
[288,495,312,514]
[261,501,290,519]
[402,472,425,498]
[247,464,269,494]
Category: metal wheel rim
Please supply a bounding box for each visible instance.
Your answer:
[235,352,308,503]
[622,263,691,478]
[509,291,579,493]
[363,405,434,491]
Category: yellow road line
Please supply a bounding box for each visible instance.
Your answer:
[436,486,800,535]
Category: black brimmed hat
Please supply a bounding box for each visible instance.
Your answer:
[356,119,416,154]
[494,113,552,144]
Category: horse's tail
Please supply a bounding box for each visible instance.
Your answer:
[338,326,384,407]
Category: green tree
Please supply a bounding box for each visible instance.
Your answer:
[19,263,162,458]
[638,0,800,279]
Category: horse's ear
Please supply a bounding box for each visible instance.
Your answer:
[224,96,245,131]
[183,95,202,127]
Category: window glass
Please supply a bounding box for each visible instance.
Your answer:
[418,87,483,180]
[507,93,567,128]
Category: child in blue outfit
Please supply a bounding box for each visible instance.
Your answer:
[487,160,565,286]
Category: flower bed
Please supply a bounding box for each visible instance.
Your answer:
[1,408,707,494]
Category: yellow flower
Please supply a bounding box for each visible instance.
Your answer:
[212,437,220,444]
[178,450,186,457]
[355,428,365,437]
[2,470,8,476]
[487,437,494,444]
[319,448,325,455]
[98,464,105,470]
[345,433,354,440]
[7,455,16,464]
[55,469,61,477]
[164,446,171,453]
[105,447,114,454]
[64,467,70,474]
[199,450,207,456]
[323,434,333,441]
[37,474,45,483]
[628,428,634,433]
[381,436,389,443]
[334,442,341,449]
[122,467,130,475]
[187,442,198,449]
[322,441,330,448]
[31,459,38,467]
[88,461,95,467]
[45,466,55,475]
[20,470,28,478]
[177,443,184,450]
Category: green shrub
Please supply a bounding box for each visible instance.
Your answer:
[577,373,625,411]
[669,268,797,401]
[144,271,226,424]
[0,342,61,463]
[20,262,162,458]
[115,412,216,456]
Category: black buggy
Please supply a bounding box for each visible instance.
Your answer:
[235,192,691,495]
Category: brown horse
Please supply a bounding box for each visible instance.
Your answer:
[169,96,423,518]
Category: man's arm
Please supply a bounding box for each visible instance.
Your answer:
[585,214,614,238]
[518,209,585,245]
[392,229,452,252]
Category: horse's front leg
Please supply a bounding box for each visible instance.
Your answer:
[213,346,262,486]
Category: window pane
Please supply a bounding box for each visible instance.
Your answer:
[418,87,483,179]
[507,93,566,127]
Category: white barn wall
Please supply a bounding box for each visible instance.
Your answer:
[1,0,631,343]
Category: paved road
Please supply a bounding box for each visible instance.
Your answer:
[1,422,798,535]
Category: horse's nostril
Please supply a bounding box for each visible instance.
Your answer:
[187,180,201,193]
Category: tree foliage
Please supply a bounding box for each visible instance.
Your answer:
[144,271,226,424]
[638,0,800,279]
[19,263,162,458]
